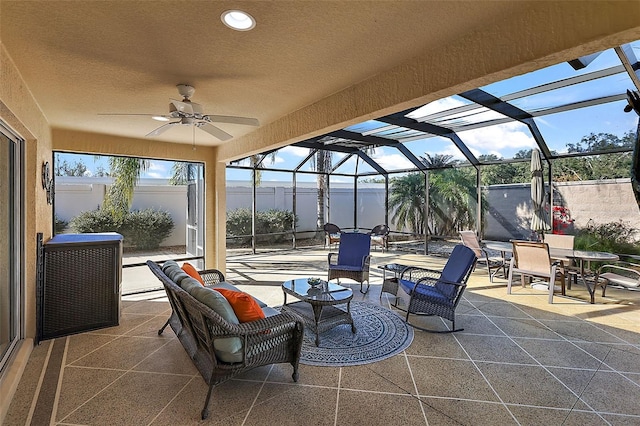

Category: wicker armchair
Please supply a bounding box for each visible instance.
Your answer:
[397,244,477,332]
[323,223,341,249]
[328,232,371,293]
[147,260,304,420]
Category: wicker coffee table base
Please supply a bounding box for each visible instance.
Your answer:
[282,301,356,346]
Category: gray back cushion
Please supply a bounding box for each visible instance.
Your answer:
[189,286,243,363]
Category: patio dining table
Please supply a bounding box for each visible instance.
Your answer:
[482,240,619,304]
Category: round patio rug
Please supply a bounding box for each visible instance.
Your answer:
[297,301,413,367]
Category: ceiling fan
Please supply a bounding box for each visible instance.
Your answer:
[102,84,259,141]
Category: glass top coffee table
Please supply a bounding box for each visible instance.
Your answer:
[281,277,355,346]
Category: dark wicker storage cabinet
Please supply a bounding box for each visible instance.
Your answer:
[38,233,123,342]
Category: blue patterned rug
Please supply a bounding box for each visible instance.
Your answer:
[295,301,414,367]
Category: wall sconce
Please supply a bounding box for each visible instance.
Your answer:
[41,161,53,205]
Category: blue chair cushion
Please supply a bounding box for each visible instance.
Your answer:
[336,232,370,267]
[436,245,476,298]
[329,264,362,272]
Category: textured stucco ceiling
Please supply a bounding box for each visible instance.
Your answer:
[2,1,640,153]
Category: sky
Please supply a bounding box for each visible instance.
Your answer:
[56,41,640,183]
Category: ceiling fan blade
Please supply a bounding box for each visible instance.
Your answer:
[98,113,158,116]
[146,121,180,137]
[170,99,194,115]
[198,123,233,141]
[204,115,260,126]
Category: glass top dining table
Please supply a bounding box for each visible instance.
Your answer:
[482,240,619,303]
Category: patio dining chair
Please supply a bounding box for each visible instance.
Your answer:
[459,230,507,282]
[543,233,578,287]
[328,232,371,293]
[397,244,477,332]
[507,240,566,303]
[595,261,640,297]
[323,223,341,249]
[369,224,389,252]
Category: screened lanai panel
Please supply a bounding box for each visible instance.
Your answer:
[481,47,623,99]
[345,119,392,134]
[429,167,478,237]
[294,149,348,175]
[533,99,636,156]
[332,155,359,175]
[403,135,469,166]
[456,121,536,160]
[509,71,633,113]
[356,177,386,232]
[369,146,415,171]
[254,170,294,248]
[254,146,308,170]
[407,95,474,121]
[328,175,355,230]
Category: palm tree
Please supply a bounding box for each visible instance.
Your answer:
[310,149,333,233]
[389,172,426,234]
[102,157,149,220]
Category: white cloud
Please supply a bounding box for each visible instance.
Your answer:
[459,122,535,153]
[408,97,467,118]
[279,146,309,157]
[371,153,414,170]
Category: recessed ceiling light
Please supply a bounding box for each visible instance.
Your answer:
[221,10,256,31]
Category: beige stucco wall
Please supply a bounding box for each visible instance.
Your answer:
[51,128,225,271]
[0,44,52,421]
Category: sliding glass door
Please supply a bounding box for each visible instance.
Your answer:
[0,122,22,373]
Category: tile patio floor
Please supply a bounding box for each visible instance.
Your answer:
[5,247,640,425]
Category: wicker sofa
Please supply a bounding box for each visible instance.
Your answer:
[147,260,304,420]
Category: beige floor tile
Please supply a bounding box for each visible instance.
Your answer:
[55,366,124,421]
[3,341,52,425]
[337,391,426,425]
[477,362,582,409]
[88,312,158,336]
[125,314,176,338]
[421,398,516,425]
[65,333,118,365]
[507,405,606,426]
[405,332,469,359]
[60,371,191,425]
[601,412,640,425]
[151,377,261,425]
[453,334,537,364]
[476,301,532,319]
[600,344,640,373]
[578,370,640,416]
[69,335,168,370]
[340,355,415,394]
[513,338,608,369]
[133,339,198,375]
[267,363,339,387]
[409,357,499,402]
[455,313,504,335]
[245,383,337,425]
[121,299,171,315]
[489,316,562,339]
[539,319,628,343]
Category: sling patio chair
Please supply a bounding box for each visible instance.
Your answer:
[543,233,578,287]
[459,230,507,282]
[328,232,371,294]
[369,224,390,252]
[397,244,477,332]
[323,223,341,249]
[507,240,566,304]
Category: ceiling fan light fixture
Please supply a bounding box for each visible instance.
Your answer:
[221,10,255,31]
[152,115,170,122]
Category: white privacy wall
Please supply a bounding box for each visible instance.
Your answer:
[55,176,640,247]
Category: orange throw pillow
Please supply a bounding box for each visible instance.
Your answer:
[182,263,205,285]
[216,288,265,323]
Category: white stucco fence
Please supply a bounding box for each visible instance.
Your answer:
[54,176,640,246]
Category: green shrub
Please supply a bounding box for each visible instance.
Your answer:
[575,219,640,269]
[121,209,174,250]
[226,208,296,244]
[69,208,122,233]
[68,208,174,250]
